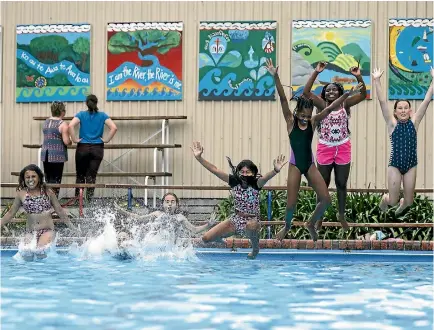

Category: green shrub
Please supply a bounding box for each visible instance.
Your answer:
[215,189,433,241]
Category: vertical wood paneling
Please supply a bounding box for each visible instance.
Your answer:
[1,1,433,200]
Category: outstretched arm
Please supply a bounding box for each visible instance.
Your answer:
[114,202,142,219]
[312,83,363,128]
[0,194,22,228]
[191,142,229,183]
[134,211,162,224]
[257,154,287,188]
[180,213,218,234]
[265,59,292,125]
[344,66,367,108]
[181,218,210,234]
[302,61,328,110]
[275,73,293,122]
[413,67,434,128]
[372,68,395,131]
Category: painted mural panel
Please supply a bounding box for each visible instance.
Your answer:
[199,21,276,101]
[292,20,371,99]
[0,26,2,103]
[389,18,433,100]
[107,22,183,101]
[16,24,91,103]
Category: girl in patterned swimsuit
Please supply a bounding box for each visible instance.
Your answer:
[1,164,80,259]
[191,141,287,259]
[265,59,363,241]
[303,61,367,232]
[372,67,433,215]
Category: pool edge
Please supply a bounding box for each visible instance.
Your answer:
[3,237,432,251]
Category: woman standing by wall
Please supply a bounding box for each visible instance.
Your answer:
[68,94,118,202]
[41,101,71,198]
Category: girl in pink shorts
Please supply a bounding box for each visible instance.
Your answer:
[303,61,367,231]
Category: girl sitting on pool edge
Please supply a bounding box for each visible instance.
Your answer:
[0,164,80,260]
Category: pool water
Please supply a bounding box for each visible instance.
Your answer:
[1,249,433,330]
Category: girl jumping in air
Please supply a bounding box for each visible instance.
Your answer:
[265,59,363,241]
[191,141,287,259]
[0,164,80,259]
[302,61,367,231]
[372,67,433,215]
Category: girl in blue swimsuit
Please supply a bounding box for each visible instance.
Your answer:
[1,164,80,258]
[266,59,363,240]
[372,67,433,215]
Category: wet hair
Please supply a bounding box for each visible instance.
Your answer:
[162,192,180,206]
[51,101,66,117]
[86,94,99,113]
[393,99,411,110]
[159,192,189,216]
[17,164,47,193]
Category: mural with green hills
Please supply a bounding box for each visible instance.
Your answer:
[291,20,372,99]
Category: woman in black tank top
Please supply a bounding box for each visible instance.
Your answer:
[265,59,363,241]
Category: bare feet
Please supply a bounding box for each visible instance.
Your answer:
[276,226,289,241]
[337,213,349,232]
[315,220,323,231]
[395,198,410,216]
[305,222,318,241]
[379,194,389,212]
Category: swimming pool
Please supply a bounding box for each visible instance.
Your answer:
[1,249,433,330]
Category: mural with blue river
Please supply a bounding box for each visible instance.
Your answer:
[198,21,276,101]
[389,18,433,100]
[16,24,91,103]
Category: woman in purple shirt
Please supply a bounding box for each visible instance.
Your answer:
[68,94,117,201]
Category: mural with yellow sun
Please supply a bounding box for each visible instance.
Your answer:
[291,19,372,99]
[323,31,345,48]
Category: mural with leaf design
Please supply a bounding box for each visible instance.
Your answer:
[198,21,276,101]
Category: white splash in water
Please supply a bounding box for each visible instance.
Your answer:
[69,211,198,262]
[14,232,59,262]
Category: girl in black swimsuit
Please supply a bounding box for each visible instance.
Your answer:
[265,59,363,240]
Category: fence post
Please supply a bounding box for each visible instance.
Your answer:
[267,191,272,239]
[79,188,84,217]
[127,188,133,210]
